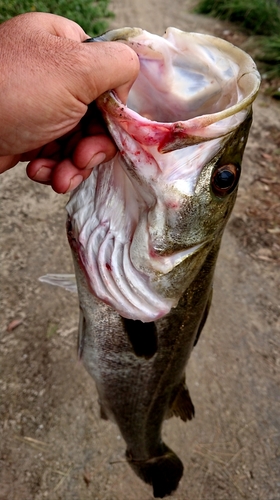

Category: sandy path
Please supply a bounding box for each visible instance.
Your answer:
[0,2,279,499]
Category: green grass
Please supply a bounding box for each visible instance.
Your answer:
[257,35,280,79]
[244,34,280,89]
[0,0,113,36]
[195,0,280,80]
[195,0,280,36]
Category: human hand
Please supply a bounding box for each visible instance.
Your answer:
[0,13,139,192]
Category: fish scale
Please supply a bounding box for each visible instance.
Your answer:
[40,27,260,498]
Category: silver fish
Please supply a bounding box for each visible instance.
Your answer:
[41,28,260,498]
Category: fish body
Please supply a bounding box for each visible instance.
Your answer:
[41,28,260,498]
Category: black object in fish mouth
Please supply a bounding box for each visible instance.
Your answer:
[122,318,158,359]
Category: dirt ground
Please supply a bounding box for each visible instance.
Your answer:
[0,1,280,499]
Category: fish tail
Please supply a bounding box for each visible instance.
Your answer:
[126,444,183,498]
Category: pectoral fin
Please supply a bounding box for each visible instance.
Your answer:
[39,274,77,293]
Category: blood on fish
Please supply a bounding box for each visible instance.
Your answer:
[167,201,180,209]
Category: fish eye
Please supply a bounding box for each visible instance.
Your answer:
[211,164,240,198]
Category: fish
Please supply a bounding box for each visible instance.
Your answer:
[40,28,260,498]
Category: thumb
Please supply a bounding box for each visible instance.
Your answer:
[38,13,140,104]
[37,13,140,103]
[74,40,140,105]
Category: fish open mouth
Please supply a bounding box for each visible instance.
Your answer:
[126,31,251,123]
[67,28,260,322]
[97,28,260,152]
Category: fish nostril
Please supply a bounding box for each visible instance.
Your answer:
[122,318,158,359]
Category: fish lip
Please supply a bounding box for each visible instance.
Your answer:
[149,240,208,274]
[153,240,206,258]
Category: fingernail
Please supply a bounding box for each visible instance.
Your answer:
[85,152,106,170]
[32,166,52,181]
[65,174,84,193]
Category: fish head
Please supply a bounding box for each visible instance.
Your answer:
[67,28,260,322]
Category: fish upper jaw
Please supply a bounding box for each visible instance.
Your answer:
[130,207,207,275]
